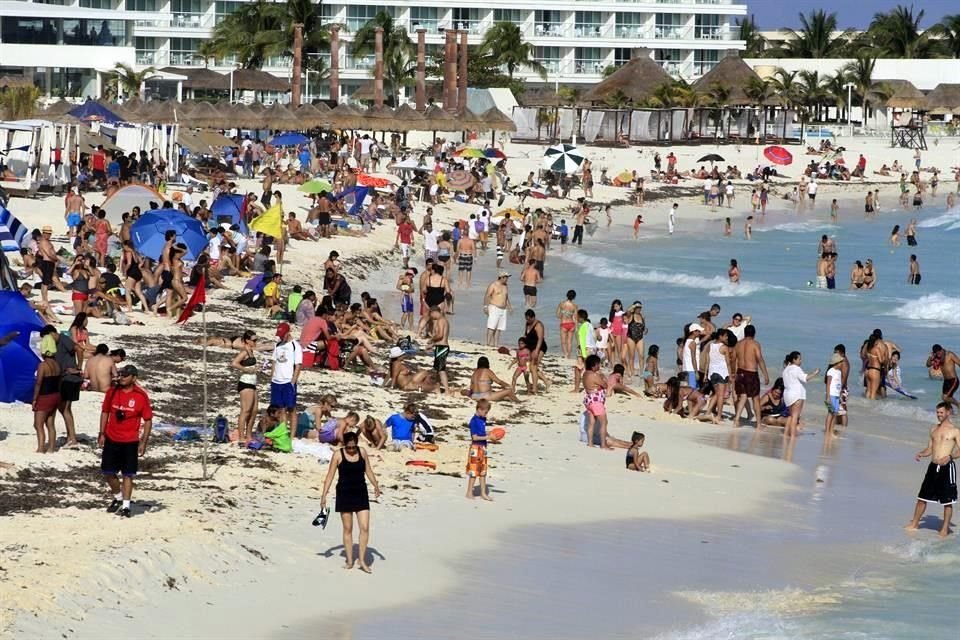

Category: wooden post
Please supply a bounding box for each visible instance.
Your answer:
[415,29,426,111]
[290,23,303,108]
[374,27,384,108]
[329,25,341,104]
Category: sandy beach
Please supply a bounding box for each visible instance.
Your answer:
[2,132,959,638]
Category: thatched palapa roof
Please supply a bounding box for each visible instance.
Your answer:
[456,108,488,132]
[158,67,231,91]
[924,83,960,115]
[481,107,517,133]
[693,53,762,106]
[231,69,289,93]
[363,105,398,131]
[876,79,927,110]
[328,103,365,130]
[0,75,33,89]
[293,103,331,129]
[393,104,425,132]
[581,52,671,106]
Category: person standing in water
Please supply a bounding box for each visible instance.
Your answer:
[906,402,959,538]
[744,216,753,240]
[556,290,578,360]
[668,203,677,235]
[728,259,740,284]
[906,219,918,246]
[908,254,921,285]
[928,345,960,410]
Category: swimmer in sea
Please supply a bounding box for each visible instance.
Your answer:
[728,259,740,284]
[890,225,901,247]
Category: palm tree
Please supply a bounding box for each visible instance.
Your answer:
[797,70,829,122]
[736,15,767,57]
[382,47,416,107]
[558,86,583,142]
[781,10,849,58]
[200,0,286,69]
[0,86,41,120]
[744,77,773,141]
[352,12,415,106]
[825,70,852,123]
[843,56,879,128]
[771,69,801,107]
[605,89,632,139]
[930,13,960,58]
[479,22,546,80]
[107,63,158,100]
[868,5,946,58]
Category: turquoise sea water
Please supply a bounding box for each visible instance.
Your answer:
[359,193,960,638]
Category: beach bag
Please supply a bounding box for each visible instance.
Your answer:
[213,414,229,443]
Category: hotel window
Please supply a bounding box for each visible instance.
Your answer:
[493,9,526,27]
[410,7,439,32]
[694,49,719,75]
[655,48,682,73]
[695,14,721,39]
[215,1,243,20]
[60,18,126,45]
[135,36,156,64]
[615,12,647,38]
[127,0,156,11]
[80,0,112,8]
[346,6,391,32]
[535,10,563,37]
[575,47,604,74]
[575,12,602,37]
[614,47,631,66]
[655,13,685,39]
[1,18,58,45]
[170,37,202,65]
[452,8,482,32]
[534,46,561,73]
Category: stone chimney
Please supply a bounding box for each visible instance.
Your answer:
[444,29,457,111]
[374,26,384,107]
[415,29,426,111]
[329,25,341,103]
[457,30,468,112]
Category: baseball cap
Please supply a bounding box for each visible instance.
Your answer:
[388,346,404,359]
[275,322,291,339]
[118,364,139,377]
[498,271,511,278]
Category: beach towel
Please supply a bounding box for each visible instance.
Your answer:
[291,440,334,463]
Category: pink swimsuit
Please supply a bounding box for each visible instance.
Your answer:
[583,387,607,417]
[610,311,626,338]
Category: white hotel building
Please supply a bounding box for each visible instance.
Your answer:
[0,0,746,101]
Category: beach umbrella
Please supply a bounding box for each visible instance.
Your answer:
[0,222,18,253]
[764,146,793,166]
[0,291,44,404]
[454,147,485,159]
[446,169,475,192]
[209,194,249,233]
[298,179,333,194]
[0,204,28,250]
[67,100,123,124]
[269,132,309,147]
[484,148,506,160]
[543,144,586,174]
[131,210,209,262]
[697,153,725,163]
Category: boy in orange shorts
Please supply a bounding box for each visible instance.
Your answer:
[466,399,498,500]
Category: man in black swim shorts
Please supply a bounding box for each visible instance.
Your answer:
[429,306,450,394]
[907,402,960,537]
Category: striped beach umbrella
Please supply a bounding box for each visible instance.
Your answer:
[0,222,18,252]
[0,204,27,251]
[543,144,586,174]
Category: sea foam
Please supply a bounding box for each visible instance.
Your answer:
[558,252,786,298]
[889,293,960,327]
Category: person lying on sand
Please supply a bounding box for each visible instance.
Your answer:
[463,356,519,402]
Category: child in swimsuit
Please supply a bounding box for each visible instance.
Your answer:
[596,318,612,364]
[510,338,532,394]
[625,432,650,472]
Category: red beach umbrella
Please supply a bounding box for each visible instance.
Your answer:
[763,146,793,166]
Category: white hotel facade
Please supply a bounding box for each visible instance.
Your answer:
[0,0,746,101]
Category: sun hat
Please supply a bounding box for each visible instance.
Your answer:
[829,353,845,366]
[389,346,404,359]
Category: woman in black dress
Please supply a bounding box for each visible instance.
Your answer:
[321,431,381,573]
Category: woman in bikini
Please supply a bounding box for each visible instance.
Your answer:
[608,299,626,367]
[388,351,442,392]
[121,240,152,313]
[556,290,578,359]
[850,260,865,289]
[467,356,520,402]
[889,225,901,247]
[863,334,884,400]
[622,301,647,379]
[69,312,96,369]
[728,259,740,284]
[231,332,260,443]
[862,259,877,289]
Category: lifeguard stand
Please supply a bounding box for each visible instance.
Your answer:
[890,114,927,150]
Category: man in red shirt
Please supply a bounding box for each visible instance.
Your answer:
[91,145,107,187]
[394,215,416,269]
[99,364,153,518]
